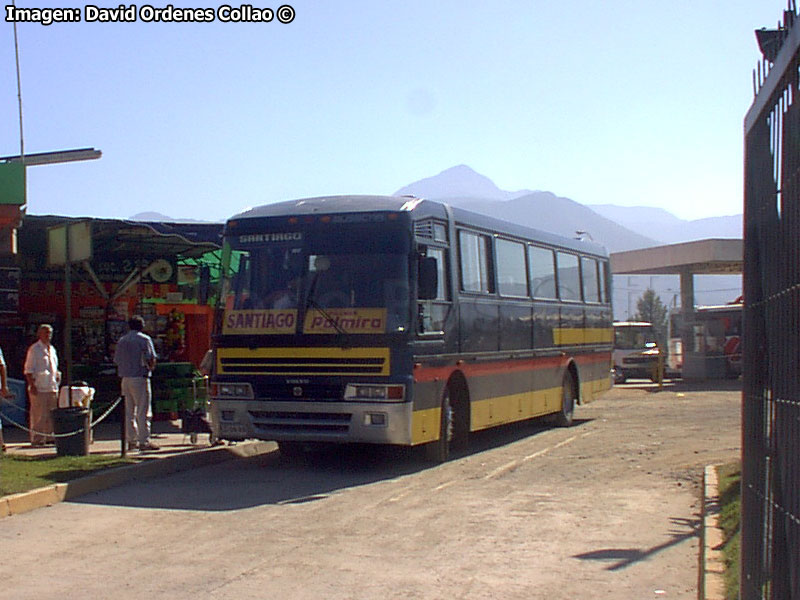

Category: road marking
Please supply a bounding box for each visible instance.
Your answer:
[387,489,413,503]
[434,480,457,492]
[552,434,578,449]
[484,434,579,480]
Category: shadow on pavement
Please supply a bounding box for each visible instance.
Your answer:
[70,417,592,513]
[71,444,428,511]
[573,516,700,571]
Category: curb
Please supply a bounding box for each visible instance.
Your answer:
[699,464,726,600]
[0,441,276,519]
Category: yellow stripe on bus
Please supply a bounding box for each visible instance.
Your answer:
[412,374,612,444]
[471,387,562,431]
[552,327,613,345]
[411,407,441,445]
[580,374,611,403]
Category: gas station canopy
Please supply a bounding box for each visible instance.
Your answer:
[610,238,743,276]
[609,238,743,380]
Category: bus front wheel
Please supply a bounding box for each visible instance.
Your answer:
[425,387,454,463]
[554,372,576,427]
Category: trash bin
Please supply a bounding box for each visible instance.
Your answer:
[52,407,91,456]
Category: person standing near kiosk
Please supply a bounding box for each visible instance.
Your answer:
[24,324,61,446]
[114,315,158,452]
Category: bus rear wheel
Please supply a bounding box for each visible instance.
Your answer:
[554,372,576,427]
[425,387,454,463]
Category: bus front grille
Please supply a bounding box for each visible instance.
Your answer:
[218,347,390,377]
[248,409,352,435]
[252,383,343,400]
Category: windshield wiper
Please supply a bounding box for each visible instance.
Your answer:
[303,276,350,346]
[305,294,349,338]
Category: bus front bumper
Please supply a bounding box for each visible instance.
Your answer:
[211,399,413,445]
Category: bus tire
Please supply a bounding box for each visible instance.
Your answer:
[425,387,453,463]
[554,372,576,427]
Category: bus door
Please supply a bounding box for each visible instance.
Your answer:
[530,245,561,405]
[555,250,585,347]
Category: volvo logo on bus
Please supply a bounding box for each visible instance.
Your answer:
[293,386,303,397]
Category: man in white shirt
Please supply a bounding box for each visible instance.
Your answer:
[24,324,61,446]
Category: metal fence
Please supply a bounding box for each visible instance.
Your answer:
[742,3,800,599]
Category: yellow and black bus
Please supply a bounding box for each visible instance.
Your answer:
[209,195,612,461]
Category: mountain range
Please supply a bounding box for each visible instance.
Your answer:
[132,164,743,316]
[133,164,743,252]
[394,165,743,315]
[394,165,742,252]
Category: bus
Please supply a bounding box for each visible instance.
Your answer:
[612,321,660,383]
[208,195,613,461]
[667,302,742,378]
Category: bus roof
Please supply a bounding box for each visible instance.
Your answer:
[230,195,607,257]
[232,195,423,219]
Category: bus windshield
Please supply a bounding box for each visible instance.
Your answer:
[222,242,410,334]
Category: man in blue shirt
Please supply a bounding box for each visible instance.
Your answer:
[113,315,158,451]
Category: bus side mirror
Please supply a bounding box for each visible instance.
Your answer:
[418,257,438,300]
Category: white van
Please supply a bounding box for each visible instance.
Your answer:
[612,321,660,383]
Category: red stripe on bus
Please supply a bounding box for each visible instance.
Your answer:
[413,352,609,383]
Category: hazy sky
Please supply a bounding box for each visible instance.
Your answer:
[0,1,781,222]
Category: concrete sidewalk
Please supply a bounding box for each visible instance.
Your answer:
[1,417,275,518]
[3,415,218,459]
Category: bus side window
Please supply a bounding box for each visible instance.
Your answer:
[419,247,449,333]
[556,252,581,301]
[459,230,493,293]
[599,260,610,303]
[581,256,600,303]
[529,245,557,299]
[496,238,528,296]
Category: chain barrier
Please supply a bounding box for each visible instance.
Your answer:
[0,394,123,439]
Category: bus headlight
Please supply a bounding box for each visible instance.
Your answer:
[210,382,254,399]
[344,384,405,402]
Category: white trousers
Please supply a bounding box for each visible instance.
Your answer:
[121,377,152,446]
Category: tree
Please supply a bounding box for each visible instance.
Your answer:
[635,288,668,347]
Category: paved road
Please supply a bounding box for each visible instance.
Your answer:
[0,381,740,600]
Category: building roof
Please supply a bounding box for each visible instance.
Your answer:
[21,215,222,260]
